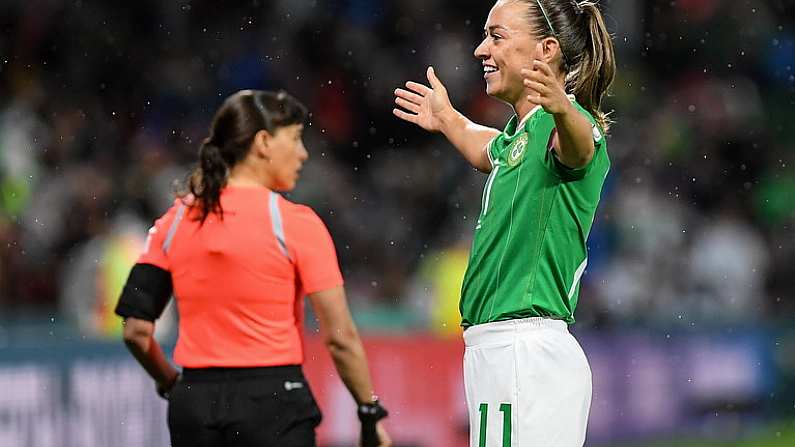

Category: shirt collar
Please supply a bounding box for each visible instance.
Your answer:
[516,94,577,129]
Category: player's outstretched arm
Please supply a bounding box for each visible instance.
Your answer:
[393,66,499,173]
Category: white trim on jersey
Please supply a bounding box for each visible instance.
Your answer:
[516,104,543,131]
[482,163,500,216]
[516,94,577,132]
[567,257,588,301]
[268,191,292,261]
[162,204,185,254]
[485,136,496,170]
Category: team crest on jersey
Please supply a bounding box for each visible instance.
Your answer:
[507,133,529,167]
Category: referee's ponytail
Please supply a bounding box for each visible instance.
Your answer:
[187,140,228,223]
[183,89,308,224]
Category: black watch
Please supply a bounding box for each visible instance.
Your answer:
[357,400,388,424]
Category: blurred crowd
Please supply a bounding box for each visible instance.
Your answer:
[0,0,792,336]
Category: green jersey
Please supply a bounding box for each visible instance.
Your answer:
[460,101,609,326]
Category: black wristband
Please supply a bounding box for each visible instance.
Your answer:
[357,400,388,424]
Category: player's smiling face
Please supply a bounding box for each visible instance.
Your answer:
[474,1,538,106]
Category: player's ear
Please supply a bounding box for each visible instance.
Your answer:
[539,37,561,65]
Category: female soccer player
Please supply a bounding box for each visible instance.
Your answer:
[394,1,615,445]
[115,90,390,447]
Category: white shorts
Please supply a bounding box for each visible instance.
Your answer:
[463,317,592,447]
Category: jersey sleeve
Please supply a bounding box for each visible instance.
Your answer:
[284,206,344,295]
[137,200,183,270]
[486,135,500,169]
[540,107,607,182]
[115,201,183,321]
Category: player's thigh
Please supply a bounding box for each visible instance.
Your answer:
[514,330,592,447]
[464,341,516,447]
[167,381,224,447]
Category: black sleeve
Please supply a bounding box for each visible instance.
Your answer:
[114,263,173,321]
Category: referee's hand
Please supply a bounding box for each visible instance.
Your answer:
[359,421,391,447]
[156,373,180,400]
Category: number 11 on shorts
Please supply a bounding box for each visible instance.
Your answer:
[478,402,512,447]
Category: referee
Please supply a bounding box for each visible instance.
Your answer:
[115,90,391,447]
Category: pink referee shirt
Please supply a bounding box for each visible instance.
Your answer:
[139,186,343,368]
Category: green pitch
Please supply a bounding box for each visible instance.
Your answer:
[608,420,795,447]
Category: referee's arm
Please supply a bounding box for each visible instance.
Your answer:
[116,263,180,395]
[308,286,376,405]
[122,317,179,393]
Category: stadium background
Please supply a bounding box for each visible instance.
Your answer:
[1,0,793,445]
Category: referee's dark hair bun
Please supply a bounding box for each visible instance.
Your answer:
[183,90,308,223]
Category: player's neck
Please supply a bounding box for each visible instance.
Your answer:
[514,101,541,124]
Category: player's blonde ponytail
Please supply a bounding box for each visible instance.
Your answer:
[569,2,615,131]
[523,0,616,131]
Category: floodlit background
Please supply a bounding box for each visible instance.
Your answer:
[1,0,794,446]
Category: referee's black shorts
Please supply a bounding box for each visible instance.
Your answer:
[167,365,322,447]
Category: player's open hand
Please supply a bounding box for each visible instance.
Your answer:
[393,66,452,133]
[521,54,571,116]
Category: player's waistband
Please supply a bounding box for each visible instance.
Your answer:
[463,317,568,347]
[181,365,303,382]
